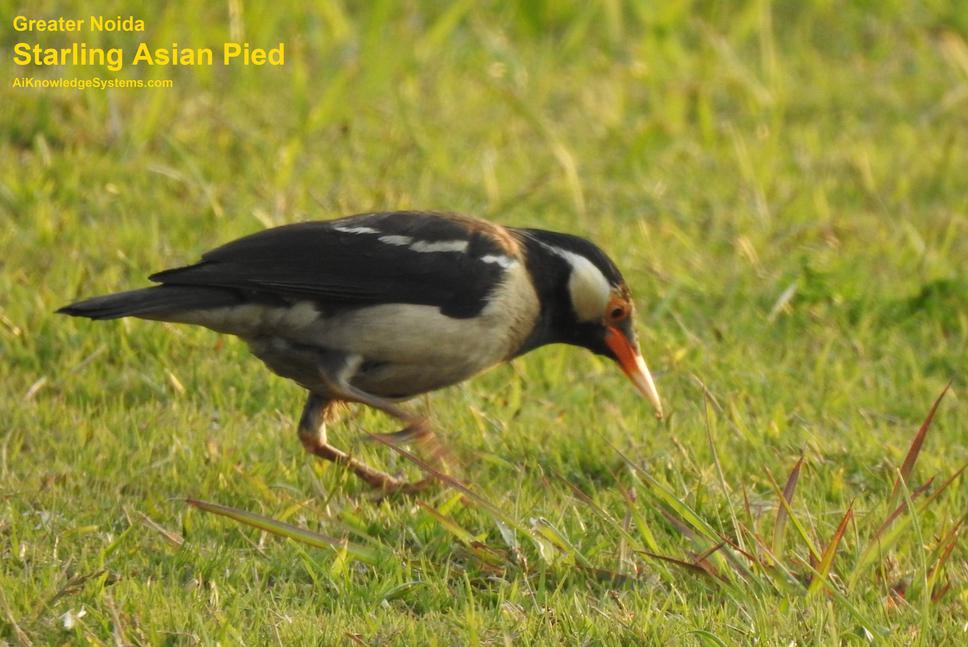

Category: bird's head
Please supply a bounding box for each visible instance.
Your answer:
[514,229,664,418]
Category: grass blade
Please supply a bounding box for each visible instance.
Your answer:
[618,448,754,582]
[789,553,888,637]
[703,392,744,553]
[772,454,804,556]
[186,498,388,565]
[807,502,853,596]
[614,446,719,544]
[563,479,632,541]
[679,629,731,647]
[564,479,676,581]
[927,517,964,602]
[638,551,722,580]
[848,464,966,589]
[871,477,935,541]
[894,470,932,638]
[745,529,813,596]
[765,471,821,565]
[532,517,593,568]
[417,502,507,568]
[369,434,561,562]
[617,483,663,555]
[890,383,950,505]
[417,501,478,545]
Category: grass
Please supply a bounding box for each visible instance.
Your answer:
[1,0,966,644]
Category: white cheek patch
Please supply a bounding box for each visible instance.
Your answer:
[555,248,611,322]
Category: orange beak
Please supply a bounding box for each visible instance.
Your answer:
[605,326,663,419]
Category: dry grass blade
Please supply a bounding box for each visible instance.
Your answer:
[712,534,758,569]
[807,502,854,596]
[890,383,950,505]
[0,586,32,647]
[773,454,804,556]
[744,529,813,595]
[765,471,822,565]
[616,447,752,582]
[789,553,886,636]
[344,632,371,647]
[185,498,388,565]
[927,517,964,602]
[850,464,966,589]
[134,509,185,547]
[660,507,697,540]
[871,478,935,541]
[694,541,728,569]
[638,550,722,580]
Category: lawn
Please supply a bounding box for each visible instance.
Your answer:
[1,1,966,644]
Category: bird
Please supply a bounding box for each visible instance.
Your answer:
[59,211,663,491]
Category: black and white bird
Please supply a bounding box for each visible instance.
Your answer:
[59,211,663,491]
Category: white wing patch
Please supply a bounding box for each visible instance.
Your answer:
[379,235,413,246]
[335,225,510,268]
[409,240,469,253]
[372,235,473,254]
[480,254,517,269]
[333,225,379,234]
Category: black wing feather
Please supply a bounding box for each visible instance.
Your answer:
[149,212,511,318]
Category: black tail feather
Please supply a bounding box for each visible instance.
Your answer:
[57,285,240,320]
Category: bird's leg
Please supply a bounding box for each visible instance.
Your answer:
[297,392,407,491]
[314,367,455,488]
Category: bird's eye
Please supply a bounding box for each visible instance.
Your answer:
[606,301,629,323]
[604,294,632,325]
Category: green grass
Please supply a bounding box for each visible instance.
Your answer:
[2,1,966,644]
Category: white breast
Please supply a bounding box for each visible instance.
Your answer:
[306,261,539,372]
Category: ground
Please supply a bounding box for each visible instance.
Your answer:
[1,1,966,644]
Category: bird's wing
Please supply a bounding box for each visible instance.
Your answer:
[149,212,521,318]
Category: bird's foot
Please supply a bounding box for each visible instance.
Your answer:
[368,420,456,481]
[367,476,437,502]
[300,435,407,491]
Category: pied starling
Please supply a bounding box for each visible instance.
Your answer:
[59,211,663,491]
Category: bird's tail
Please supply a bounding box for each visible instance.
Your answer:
[57,285,239,321]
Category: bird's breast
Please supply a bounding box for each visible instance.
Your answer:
[237,261,540,398]
[311,260,539,373]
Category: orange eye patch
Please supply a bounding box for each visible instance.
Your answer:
[605,295,631,324]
